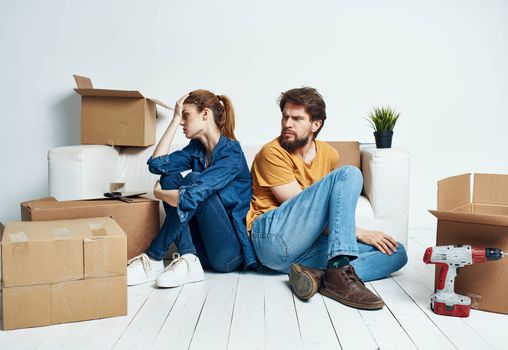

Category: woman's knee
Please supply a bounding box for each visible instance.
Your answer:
[160,173,183,190]
[181,172,201,186]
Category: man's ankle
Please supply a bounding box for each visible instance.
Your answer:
[327,255,352,269]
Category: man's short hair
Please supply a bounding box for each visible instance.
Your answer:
[278,87,327,138]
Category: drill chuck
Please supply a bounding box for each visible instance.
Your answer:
[485,248,504,261]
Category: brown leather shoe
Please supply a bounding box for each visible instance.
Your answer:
[320,265,384,310]
[288,263,325,300]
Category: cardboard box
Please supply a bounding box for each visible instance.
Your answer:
[3,276,127,330]
[2,217,126,287]
[21,196,160,259]
[1,217,127,330]
[429,173,508,314]
[0,222,4,284]
[73,75,171,147]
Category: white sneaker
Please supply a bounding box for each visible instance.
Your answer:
[156,253,205,288]
[127,253,164,286]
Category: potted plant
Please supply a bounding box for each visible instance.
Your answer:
[366,106,400,149]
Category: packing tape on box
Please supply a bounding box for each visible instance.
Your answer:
[9,231,27,242]
[89,222,107,237]
[54,227,70,239]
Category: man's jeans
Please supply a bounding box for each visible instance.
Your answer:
[251,166,407,282]
[146,172,243,273]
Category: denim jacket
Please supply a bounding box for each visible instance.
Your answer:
[147,135,257,270]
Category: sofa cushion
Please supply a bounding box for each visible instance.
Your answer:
[325,141,361,169]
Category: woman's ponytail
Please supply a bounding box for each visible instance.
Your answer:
[217,95,236,141]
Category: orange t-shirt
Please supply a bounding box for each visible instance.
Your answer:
[246,138,339,232]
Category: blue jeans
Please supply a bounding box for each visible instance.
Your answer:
[251,166,408,282]
[146,172,243,273]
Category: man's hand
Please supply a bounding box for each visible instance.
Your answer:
[154,180,179,207]
[357,228,398,255]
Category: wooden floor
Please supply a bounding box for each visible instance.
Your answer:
[1,229,507,350]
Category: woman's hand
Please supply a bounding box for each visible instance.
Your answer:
[154,180,163,200]
[154,180,179,207]
[172,93,190,124]
[357,228,398,255]
[151,93,189,159]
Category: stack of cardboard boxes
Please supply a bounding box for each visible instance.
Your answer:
[2,217,127,330]
[1,76,170,330]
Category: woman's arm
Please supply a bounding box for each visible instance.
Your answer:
[176,145,244,223]
[151,94,189,159]
[154,180,179,207]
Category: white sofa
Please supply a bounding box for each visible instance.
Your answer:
[48,141,410,248]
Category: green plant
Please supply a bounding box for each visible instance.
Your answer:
[366,106,400,132]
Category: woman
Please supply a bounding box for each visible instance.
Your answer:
[127,90,256,288]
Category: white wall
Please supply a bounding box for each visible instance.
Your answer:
[1,0,507,229]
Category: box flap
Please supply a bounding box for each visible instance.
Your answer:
[429,210,508,227]
[473,173,508,205]
[437,173,471,211]
[472,203,508,216]
[147,98,172,110]
[74,88,144,98]
[73,75,93,89]
[21,197,157,214]
[3,220,84,242]
[21,196,58,209]
[2,217,122,243]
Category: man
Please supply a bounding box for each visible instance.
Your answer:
[246,87,407,309]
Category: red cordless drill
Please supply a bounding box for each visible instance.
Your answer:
[423,245,505,317]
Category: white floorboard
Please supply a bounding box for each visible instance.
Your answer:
[227,271,265,350]
[76,282,154,350]
[357,282,417,350]
[370,275,456,350]
[112,282,181,350]
[152,273,215,350]
[187,272,239,350]
[323,294,379,350]
[263,272,303,350]
[1,229,508,350]
[294,293,341,350]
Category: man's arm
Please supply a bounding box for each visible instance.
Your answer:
[270,180,302,203]
[356,227,398,255]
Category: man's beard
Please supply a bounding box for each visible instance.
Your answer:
[278,131,311,153]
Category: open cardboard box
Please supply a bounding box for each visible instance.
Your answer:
[73,75,171,147]
[429,173,508,314]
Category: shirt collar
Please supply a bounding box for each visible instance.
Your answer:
[192,134,228,164]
